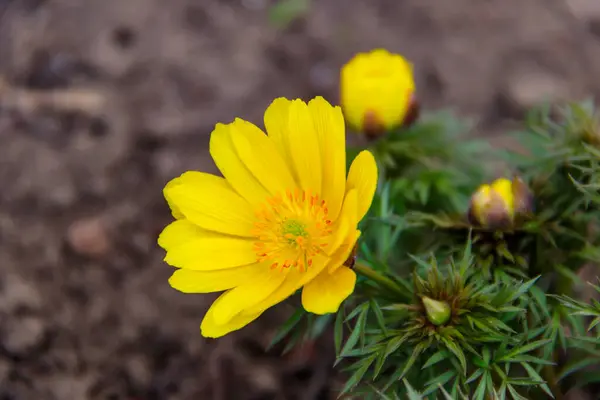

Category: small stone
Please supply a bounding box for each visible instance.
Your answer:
[48,376,92,400]
[66,217,111,258]
[47,182,78,208]
[1,316,47,358]
[506,70,570,111]
[0,273,42,313]
[565,388,593,400]
[127,355,152,387]
[566,0,600,19]
[247,364,279,392]
[0,360,9,383]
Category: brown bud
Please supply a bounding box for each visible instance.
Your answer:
[468,182,513,230]
[511,177,534,216]
[468,177,534,230]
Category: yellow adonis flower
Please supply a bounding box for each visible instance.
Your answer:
[158,96,378,338]
[340,49,416,137]
[468,177,534,230]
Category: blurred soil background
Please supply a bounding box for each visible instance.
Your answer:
[1,0,600,399]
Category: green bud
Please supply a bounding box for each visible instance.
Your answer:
[422,296,451,326]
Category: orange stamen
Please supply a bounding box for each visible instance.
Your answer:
[252,189,332,273]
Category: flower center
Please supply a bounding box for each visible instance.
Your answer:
[252,189,332,272]
[281,220,308,243]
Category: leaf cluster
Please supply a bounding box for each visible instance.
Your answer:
[335,244,552,399]
[273,100,600,399]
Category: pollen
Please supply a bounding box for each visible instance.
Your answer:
[252,189,332,272]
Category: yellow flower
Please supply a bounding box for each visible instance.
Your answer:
[340,49,416,136]
[468,177,534,230]
[158,96,378,338]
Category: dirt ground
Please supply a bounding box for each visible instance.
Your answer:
[1,0,600,399]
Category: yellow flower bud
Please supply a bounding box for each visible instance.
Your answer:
[422,296,451,326]
[468,177,534,230]
[340,49,416,138]
[511,177,535,217]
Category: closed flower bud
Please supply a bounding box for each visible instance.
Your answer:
[511,177,534,217]
[468,177,534,230]
[422,296,451,326]
[340,49,416,138]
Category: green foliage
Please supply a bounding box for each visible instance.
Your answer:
[361,111,493,215]
[353,112,494,272]
[272,100,600,398]
[336,243,553,399]
[554,281,600,334]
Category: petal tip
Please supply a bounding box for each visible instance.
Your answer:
[301,267,356,315]
[200,324,222,339]
[265,97,292,113]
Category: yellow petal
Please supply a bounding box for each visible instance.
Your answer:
[163,172,256,236]
[286,100,322,192]
[159,220,258,270]
[346,151,378,222]
[324,209,352,257]
[322,190,358,270]
[158,219,196,250]
[206,267,286,326]
[264,98,294,169]
[301,266,356,314]
[328,229,361,274]
[340,62,368,131]
[228,118,297,196]
[210,122,270,206]
[308,97,346,220]
[339,188,359,227]
[469,184,490,224]
[240,253,330,317]
[201,308,264,338]
[490,178,515,218]
[164,179,185,219]
[168,263,263,293]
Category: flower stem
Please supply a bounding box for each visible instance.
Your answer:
[354,262,408,299]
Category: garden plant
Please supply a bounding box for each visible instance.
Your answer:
[159,49,600,399]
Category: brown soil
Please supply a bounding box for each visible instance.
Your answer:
[1,0,600,399]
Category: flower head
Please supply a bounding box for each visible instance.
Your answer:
[468,177,534,230]
[158,97,378,338]
[340,49,416,137]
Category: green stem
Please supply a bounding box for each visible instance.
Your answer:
[525,310,563,399]
[531,237,566,399]
[354,262,407,299]
[543,359,564,400]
